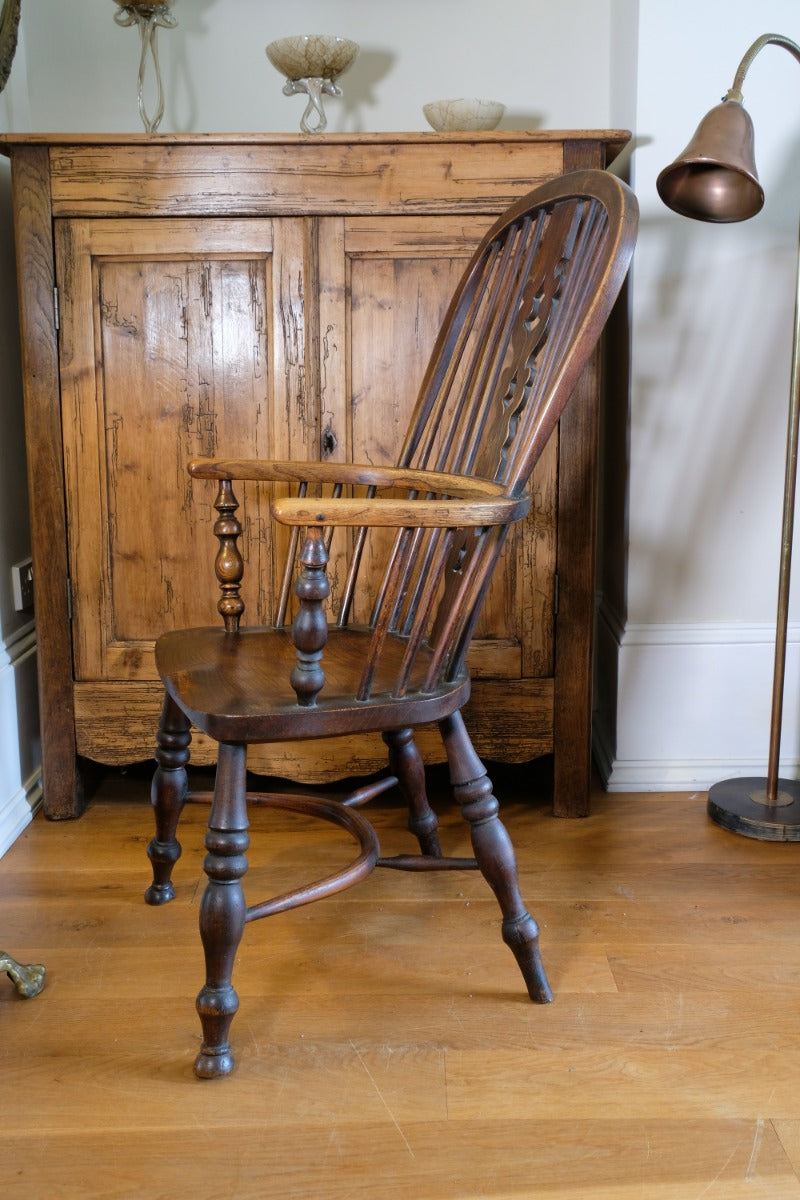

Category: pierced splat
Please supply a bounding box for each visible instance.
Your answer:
[479,206,583,486]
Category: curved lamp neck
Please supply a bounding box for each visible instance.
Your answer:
[727,32,800,103]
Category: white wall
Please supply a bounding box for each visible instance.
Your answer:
[597,0,800,790]
[20,0,616,133]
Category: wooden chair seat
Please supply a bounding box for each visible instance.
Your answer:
[156,625,469,742]
[145,169,638,1078]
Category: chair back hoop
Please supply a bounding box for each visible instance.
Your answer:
[402,170,637,491]
[200,170,638,702]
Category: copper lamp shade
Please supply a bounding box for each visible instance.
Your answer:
[656,100,764,223]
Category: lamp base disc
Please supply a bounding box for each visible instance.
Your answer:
[707,777,800,841]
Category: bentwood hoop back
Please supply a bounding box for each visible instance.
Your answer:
[146,169,638,1077]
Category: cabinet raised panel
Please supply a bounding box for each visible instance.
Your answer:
[57,218,282,678]
[1,132,629,817]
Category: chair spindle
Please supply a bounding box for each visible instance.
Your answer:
[212,479,244,632]
[290,526,330,707]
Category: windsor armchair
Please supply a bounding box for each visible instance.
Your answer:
[146,169,638,1077]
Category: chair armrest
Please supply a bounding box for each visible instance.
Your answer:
[271,492,529,528]
[189,457,344,483]
[188,457,528,527]
[189,456,508,497]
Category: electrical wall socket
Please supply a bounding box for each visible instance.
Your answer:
[12,557,34,613]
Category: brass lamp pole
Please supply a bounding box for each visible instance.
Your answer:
[657,32,800,840]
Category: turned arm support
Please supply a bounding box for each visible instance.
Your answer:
[201,474,328,706]
[212,477,245,632]
[290,527,329,707]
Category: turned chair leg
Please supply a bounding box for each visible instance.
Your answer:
[439,711,553,1004]
[194,741,250,1079]
[383,727,442,857]
[146,694,192,906]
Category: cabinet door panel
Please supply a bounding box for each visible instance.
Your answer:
[56,217,310,682]
[321,215,556,680]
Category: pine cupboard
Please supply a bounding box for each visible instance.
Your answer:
[0,131,629,820]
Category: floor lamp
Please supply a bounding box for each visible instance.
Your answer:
[657,32,800,840]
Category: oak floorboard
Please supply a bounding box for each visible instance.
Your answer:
[446,1043,800,1121]
[4,1120,800,1200]
[3,1119,797,1200]
[3,782,800,1197]
[773,1123,800,1178]
[5,989,799,1056]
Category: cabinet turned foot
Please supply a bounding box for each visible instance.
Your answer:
[194,742,249,1079]
[146,696,191,906]
[439,711,554,1004]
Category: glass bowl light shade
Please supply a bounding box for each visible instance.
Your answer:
[265,35,359,83]
[423,98,505,132]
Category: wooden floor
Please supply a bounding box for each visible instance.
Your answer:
[3,764,800,1198]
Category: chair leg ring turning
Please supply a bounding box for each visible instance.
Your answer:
[192,767,383,1078]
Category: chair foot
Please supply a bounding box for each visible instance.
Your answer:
[194,985,238,1078]
[146,695,191,905]
[502,914,554,1003]
[195,1047,236,1080]
[439,711,554,1004]
[144,877,177,906]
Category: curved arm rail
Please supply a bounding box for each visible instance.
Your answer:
[189,456,518,498]
[270,492,529,528]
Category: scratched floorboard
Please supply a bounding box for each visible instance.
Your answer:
[2,766,800,1198]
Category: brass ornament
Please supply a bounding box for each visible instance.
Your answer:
[1,951,45,998]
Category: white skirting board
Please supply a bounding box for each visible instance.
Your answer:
[0,625,42,857]
[594,603,800,793]
[0,774,42,858]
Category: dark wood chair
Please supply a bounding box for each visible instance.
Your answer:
[146,169,638,1077]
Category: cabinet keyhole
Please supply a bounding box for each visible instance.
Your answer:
[321,425,338,457]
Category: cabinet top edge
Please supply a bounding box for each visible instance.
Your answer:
[0,130,631,152]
